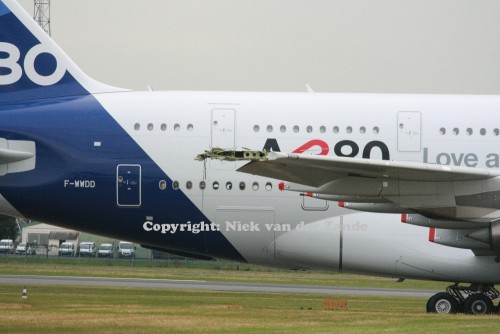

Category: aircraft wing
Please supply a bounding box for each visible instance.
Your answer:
[238,152,499,187]
[238,152,500,224]
[193,148,500,252]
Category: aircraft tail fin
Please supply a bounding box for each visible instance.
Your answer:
[0,0,125,103]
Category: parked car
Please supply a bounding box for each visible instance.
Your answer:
[0,239,14,253]
[97,243,114,258]
[58,242,75,256]
[118,241,136,258]
[15,243,35,255]
[78,241,96,257]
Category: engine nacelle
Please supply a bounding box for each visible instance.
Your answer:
[430,221,500,251]
[467,221,500,252]
[429,227,491,250]
[340,202,407,214]
[402,214,489,229]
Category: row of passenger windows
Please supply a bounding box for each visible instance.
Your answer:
[253,124,380,135]
[133,122,381,135]
[134,123,194,132]
[132,123,499,137]
[438,127,500,136]
[159,180,273,191]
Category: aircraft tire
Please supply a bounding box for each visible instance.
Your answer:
[463,294,494,315]
[426,292,459,314]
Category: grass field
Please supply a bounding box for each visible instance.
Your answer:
[0,256,446,290]
[0,258,499,333]
[0,285,499,334]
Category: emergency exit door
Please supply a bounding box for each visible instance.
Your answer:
[397,111,421,152]
[211,108,235,149]
[116,164,142,207]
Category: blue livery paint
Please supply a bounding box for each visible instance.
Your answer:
[0,0,88,103]
[0,0,244,261]
[0,93,244,261]
[0,2,9,17]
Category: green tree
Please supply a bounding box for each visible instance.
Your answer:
[0,215,18,240]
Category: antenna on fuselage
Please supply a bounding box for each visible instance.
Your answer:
[34,0,51,36]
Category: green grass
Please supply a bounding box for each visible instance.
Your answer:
[0,259,498,332]
[0,284,498,334]
[0,257,446,290]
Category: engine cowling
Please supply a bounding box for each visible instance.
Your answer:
[467,221,500,251]
[402,214,489,229]
[429,221,500,252]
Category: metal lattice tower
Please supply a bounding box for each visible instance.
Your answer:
[34,0,51,36]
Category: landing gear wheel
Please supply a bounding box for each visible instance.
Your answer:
[463,294,493,315]
[426,292,459,314]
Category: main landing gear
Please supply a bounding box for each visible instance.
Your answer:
[427,283,500,315]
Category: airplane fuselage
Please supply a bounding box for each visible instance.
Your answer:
[2,91,500,283]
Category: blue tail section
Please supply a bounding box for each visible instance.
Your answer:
[0,0,123,103]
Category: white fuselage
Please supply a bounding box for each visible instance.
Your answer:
[94,91,500,283]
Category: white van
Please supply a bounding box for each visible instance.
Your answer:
[118,241,136,258]
[58,242,75,256]
[78,242,96,257]
[97,243,114,258]
[0,239,14,253]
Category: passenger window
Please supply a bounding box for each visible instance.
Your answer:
[161,123,167,131]
[239,182,246,190]
[134,123,140,131]
[172,181,179,190]
[159,180,167,190]
[265,182,272,191]
[213,181,219,190]
[186,181,192,189]
[252,182,259,191]
[200,181,206,190]
[226,182,232,190]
